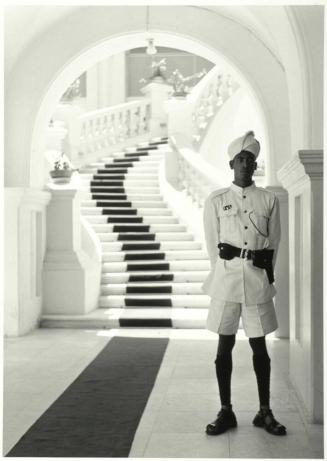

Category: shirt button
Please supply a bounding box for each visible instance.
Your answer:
[243,195,246,199]
[244,210,247,213]
[244,226,248,229]
[244,242,248,245]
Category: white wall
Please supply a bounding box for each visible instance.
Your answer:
[4,189,51,336]
[86,53,126,110]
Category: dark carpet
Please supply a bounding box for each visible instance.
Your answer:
[7,336,169,457]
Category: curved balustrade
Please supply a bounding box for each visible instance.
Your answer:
[169,135,224,207]
[190,67,239,149]
[78,99,151,159]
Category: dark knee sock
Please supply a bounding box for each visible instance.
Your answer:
[215,334,236,407]
[249,336,271,408]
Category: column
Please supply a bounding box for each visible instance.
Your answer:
[277,150,323,423]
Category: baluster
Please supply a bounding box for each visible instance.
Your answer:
[125,110,131,139]
[108,114,116,145]
[134,107,141,136]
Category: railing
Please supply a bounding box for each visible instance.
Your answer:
[168,135,225,207]
[165,66,239,153]
[52,99,152,167]
[78,99,151,156]
[189,67,239,150]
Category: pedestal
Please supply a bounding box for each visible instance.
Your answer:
[43,184,101,315]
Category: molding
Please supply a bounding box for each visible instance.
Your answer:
[298,150,323,179]
[277,150,323,191]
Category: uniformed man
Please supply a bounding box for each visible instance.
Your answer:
[203,131,286,436]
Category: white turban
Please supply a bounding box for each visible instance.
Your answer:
[228,131,260,161]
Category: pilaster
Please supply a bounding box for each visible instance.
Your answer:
[277,149,323,422]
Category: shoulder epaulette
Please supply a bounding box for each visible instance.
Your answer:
[207,188,229,201]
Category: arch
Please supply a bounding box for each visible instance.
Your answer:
[5,5,291,188]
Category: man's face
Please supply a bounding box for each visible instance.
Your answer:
[230,150,257,182]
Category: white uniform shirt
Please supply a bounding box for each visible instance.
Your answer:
[202,182,281,304]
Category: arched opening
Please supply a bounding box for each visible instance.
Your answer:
[31,31,270,187]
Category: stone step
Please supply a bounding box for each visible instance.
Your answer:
[79,173,158,180]
[86,186,161,194]
[99,294,210,308]
[97,232,194,242]
[81,208,173,219]
[82,179,159,187]
[100,241,202,251]
[79,162,161,173]
[83,200,168,209]
[81,207,171,216]
[40,308,207,329]
[91,223,187,233]
[101,250,208,262]
[101,270,208,284]
[101,282,204,295]
[85,215,179,224]
[102,259,210,272]
[82,193,163,202]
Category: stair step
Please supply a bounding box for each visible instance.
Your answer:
[101,282,204,295]
[102,260,210,272]
[97,232,194,242]
[82,193,163,202]
[40,308,207,329]
[101,271,208,284]
[99,294,210,308]
[80,173,158,180]
[79,163,161,173]
[100,241,202,251]
[85,215,178,224]
[102,250,207,262]
[84,179,159,187]
[81,207,171,216]
[87,187,161,194]
[91,223,187,233]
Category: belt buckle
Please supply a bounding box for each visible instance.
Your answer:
[241,248,249,259]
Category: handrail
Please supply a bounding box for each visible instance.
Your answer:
[169,135,223,207]
[190,66,239,150]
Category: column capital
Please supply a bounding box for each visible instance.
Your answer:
[277,149,323,191]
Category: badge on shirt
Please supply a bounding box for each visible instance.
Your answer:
[223,204,232,211]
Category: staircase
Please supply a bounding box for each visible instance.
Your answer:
[43,137,211,329]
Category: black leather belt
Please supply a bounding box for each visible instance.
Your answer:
[217,242,254,260]
[217,242,275,284]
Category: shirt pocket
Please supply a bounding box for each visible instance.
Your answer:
[218,207,238,238]
[249,211,269,237]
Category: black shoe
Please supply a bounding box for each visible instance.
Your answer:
[206,408,237,435]
[253,409,287,436]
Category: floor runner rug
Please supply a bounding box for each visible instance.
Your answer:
[7,336,169,457]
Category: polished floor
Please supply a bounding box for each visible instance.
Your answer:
[2,328,324,458]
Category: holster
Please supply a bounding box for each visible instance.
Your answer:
[218,243,275,284]
[252,249,275,284]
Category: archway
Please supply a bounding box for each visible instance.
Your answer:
[5,6,291,189]
[32,31,271,186]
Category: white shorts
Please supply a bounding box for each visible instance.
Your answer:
[206,297,278,338]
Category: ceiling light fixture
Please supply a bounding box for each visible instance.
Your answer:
[145,6,157,55]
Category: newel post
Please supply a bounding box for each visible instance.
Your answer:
[43,183,100,315]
